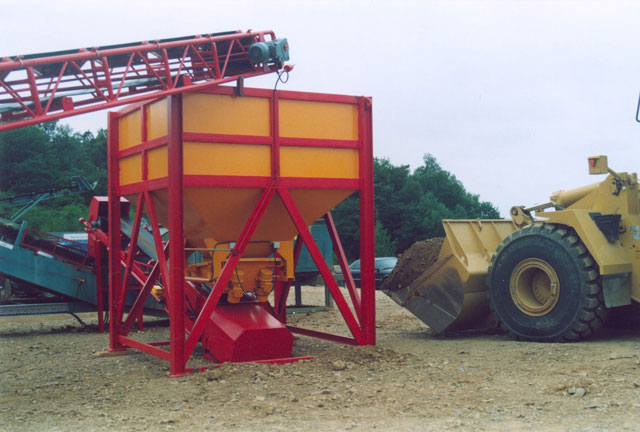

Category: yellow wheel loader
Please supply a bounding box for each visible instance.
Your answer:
[382,156,639,341]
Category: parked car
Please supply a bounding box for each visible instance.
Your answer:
[337,257,398,289]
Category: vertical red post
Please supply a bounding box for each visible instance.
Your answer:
[168,94,186,376]
[359,97,375,345]
[271,92,280,178]
[107,111,124,350]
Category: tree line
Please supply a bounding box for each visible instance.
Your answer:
[0,122,107,232]
[0,124,499,255]
[332,155,500,260]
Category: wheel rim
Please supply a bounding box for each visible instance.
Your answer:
[509,258,560,316]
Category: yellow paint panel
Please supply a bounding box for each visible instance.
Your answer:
[183,93,270,136]
[185,187,354,243]
[119,154,142,185]
[185,188,266,241]
[146,100,167,140]
[279,100,358,140]
[183,142,271,176]
[148,146,168,180]
[280,147,359,178]
[289,188,355,223]
[118,110,142,150]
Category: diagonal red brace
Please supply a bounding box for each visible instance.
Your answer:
[118,192,145,320]
[324,211,362,322]
[122,241,169,335]
[278,187,364,344]
[184,183,276,361]
[144,191,170,297]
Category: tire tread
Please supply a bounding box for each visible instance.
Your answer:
[488,222,607,342]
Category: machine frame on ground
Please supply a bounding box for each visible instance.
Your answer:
[1,31,376,375]
[103,86,375,375]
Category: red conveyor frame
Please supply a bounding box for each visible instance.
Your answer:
[0,30,281,131]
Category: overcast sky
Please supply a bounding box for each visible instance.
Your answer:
[2,0,640,216]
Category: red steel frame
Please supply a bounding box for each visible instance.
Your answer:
[107,86,375,375]
[0,30,282,132]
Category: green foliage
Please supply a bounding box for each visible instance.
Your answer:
[374,220,396,257]
[24,201,89,232]
[0,122,107,232]
[0,123,500,257]
[333,154,500,261]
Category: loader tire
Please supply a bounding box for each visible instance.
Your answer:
[488,223,607,342]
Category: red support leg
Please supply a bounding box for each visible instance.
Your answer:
[167,94,185,376]
[278,187,364,344]
[358,97,376,345]
[108,111,125,351]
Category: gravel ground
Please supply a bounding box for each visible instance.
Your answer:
[2,287,640,431]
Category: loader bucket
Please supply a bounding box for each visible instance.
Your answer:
[383,220,518,333]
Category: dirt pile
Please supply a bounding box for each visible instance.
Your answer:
[313,344,416,368]
[381,238,444,292]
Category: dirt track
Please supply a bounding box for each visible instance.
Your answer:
[2,287,640,431]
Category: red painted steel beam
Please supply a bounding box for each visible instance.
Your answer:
[121,244,167,336]
[278,187,365,344]
[118,192,145,320]
[144,191,171,292]
[0,30,284,131]
[324,211,362,322]
[287,326,358,345]
[271,92,280,178]
[167,94,186,376]
[107,111,124,351]
[358,97,376,345]
[119,336,170,361]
